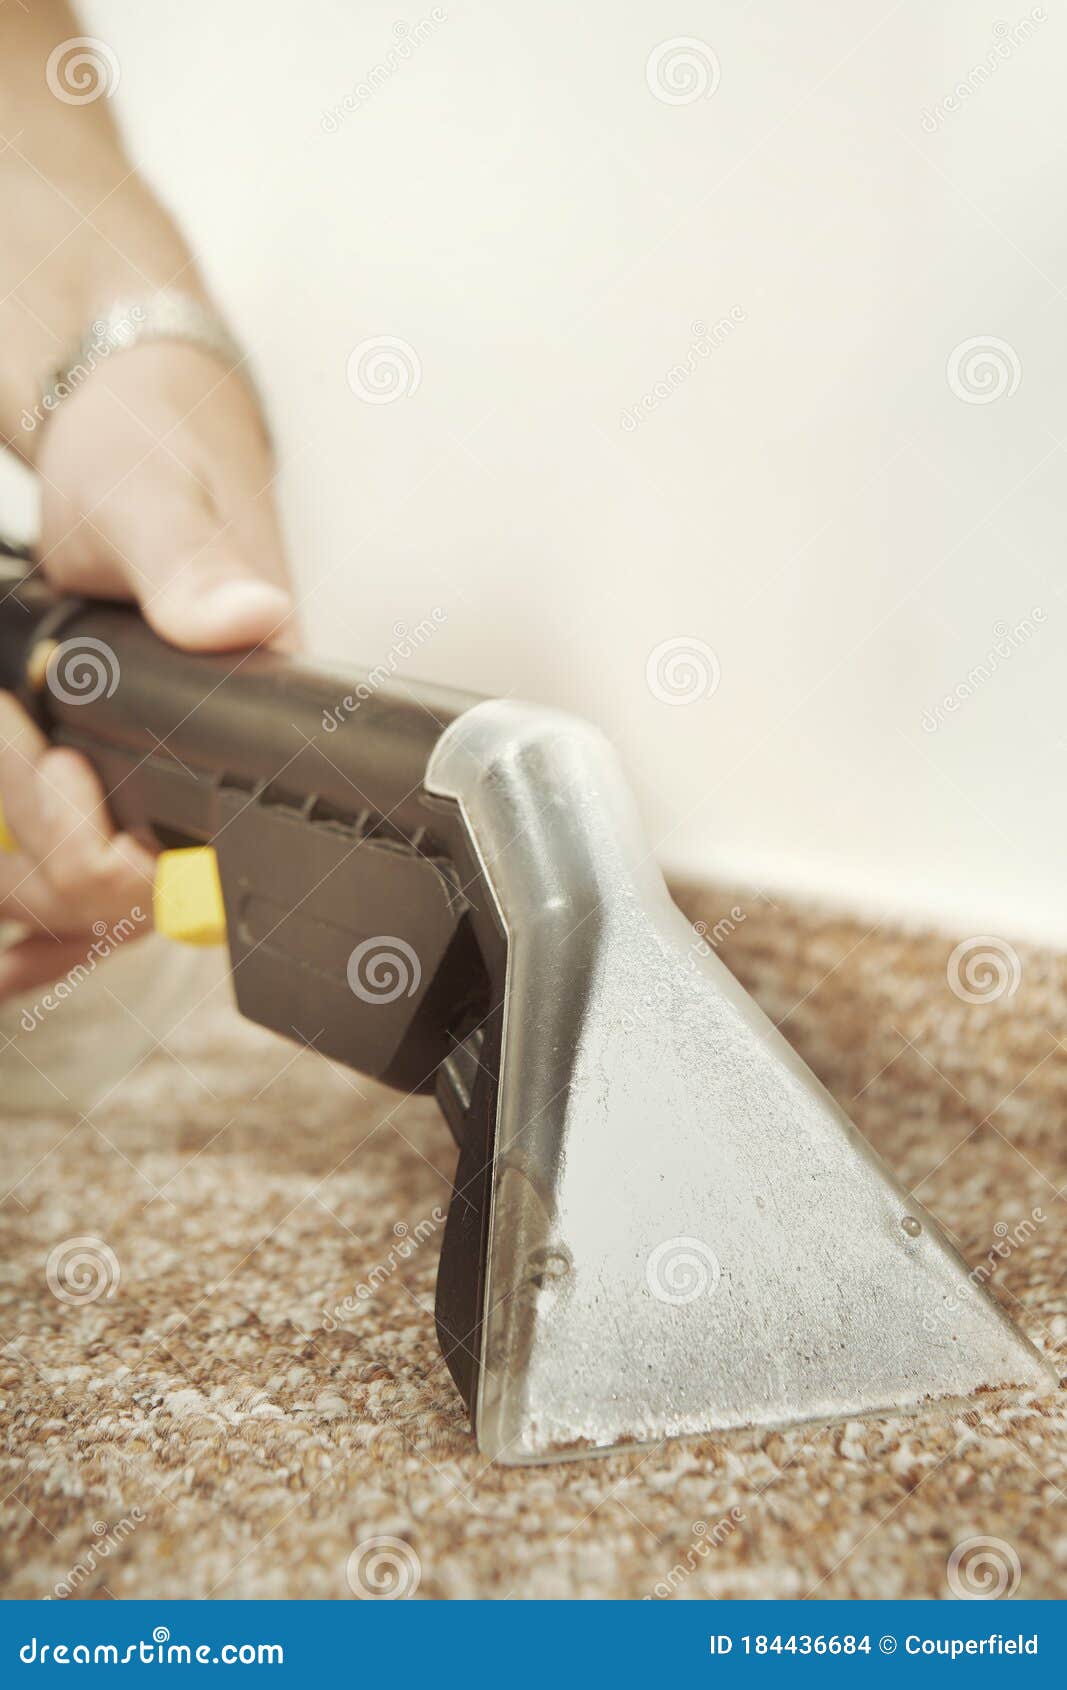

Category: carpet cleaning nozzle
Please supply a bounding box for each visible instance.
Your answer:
[0,553,1055,1464]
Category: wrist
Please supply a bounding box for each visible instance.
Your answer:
[0,161,209,460]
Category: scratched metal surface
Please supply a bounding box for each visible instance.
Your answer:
[427,702,1054,1465]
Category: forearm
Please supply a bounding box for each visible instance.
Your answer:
[0,0,208,458]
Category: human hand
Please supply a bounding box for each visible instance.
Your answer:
[36,339,292,649]
[0,340,294,998]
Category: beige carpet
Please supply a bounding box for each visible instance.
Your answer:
[1,888,1064,1600]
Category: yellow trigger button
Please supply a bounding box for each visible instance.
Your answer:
[153,847,227,947]
[0,801,18,854]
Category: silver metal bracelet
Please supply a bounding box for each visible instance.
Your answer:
[39,291,255,422]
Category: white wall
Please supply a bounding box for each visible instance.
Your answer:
[6,1,1065,942]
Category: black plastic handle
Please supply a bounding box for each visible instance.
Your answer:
[0,552,491,1092]
[0,555,476,839]
[0,551,516,1432]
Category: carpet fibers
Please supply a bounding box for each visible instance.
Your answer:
[1,889,1064,1600]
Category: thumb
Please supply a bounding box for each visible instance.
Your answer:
[103,474,294,653]
[144,531,294,652]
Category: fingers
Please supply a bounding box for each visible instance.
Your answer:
[153,574,295,652]
[43,465,296,652]
[0,932,120,1000]
[37,342,296,653]
[77,470,293,650]
[0,691,154,939]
